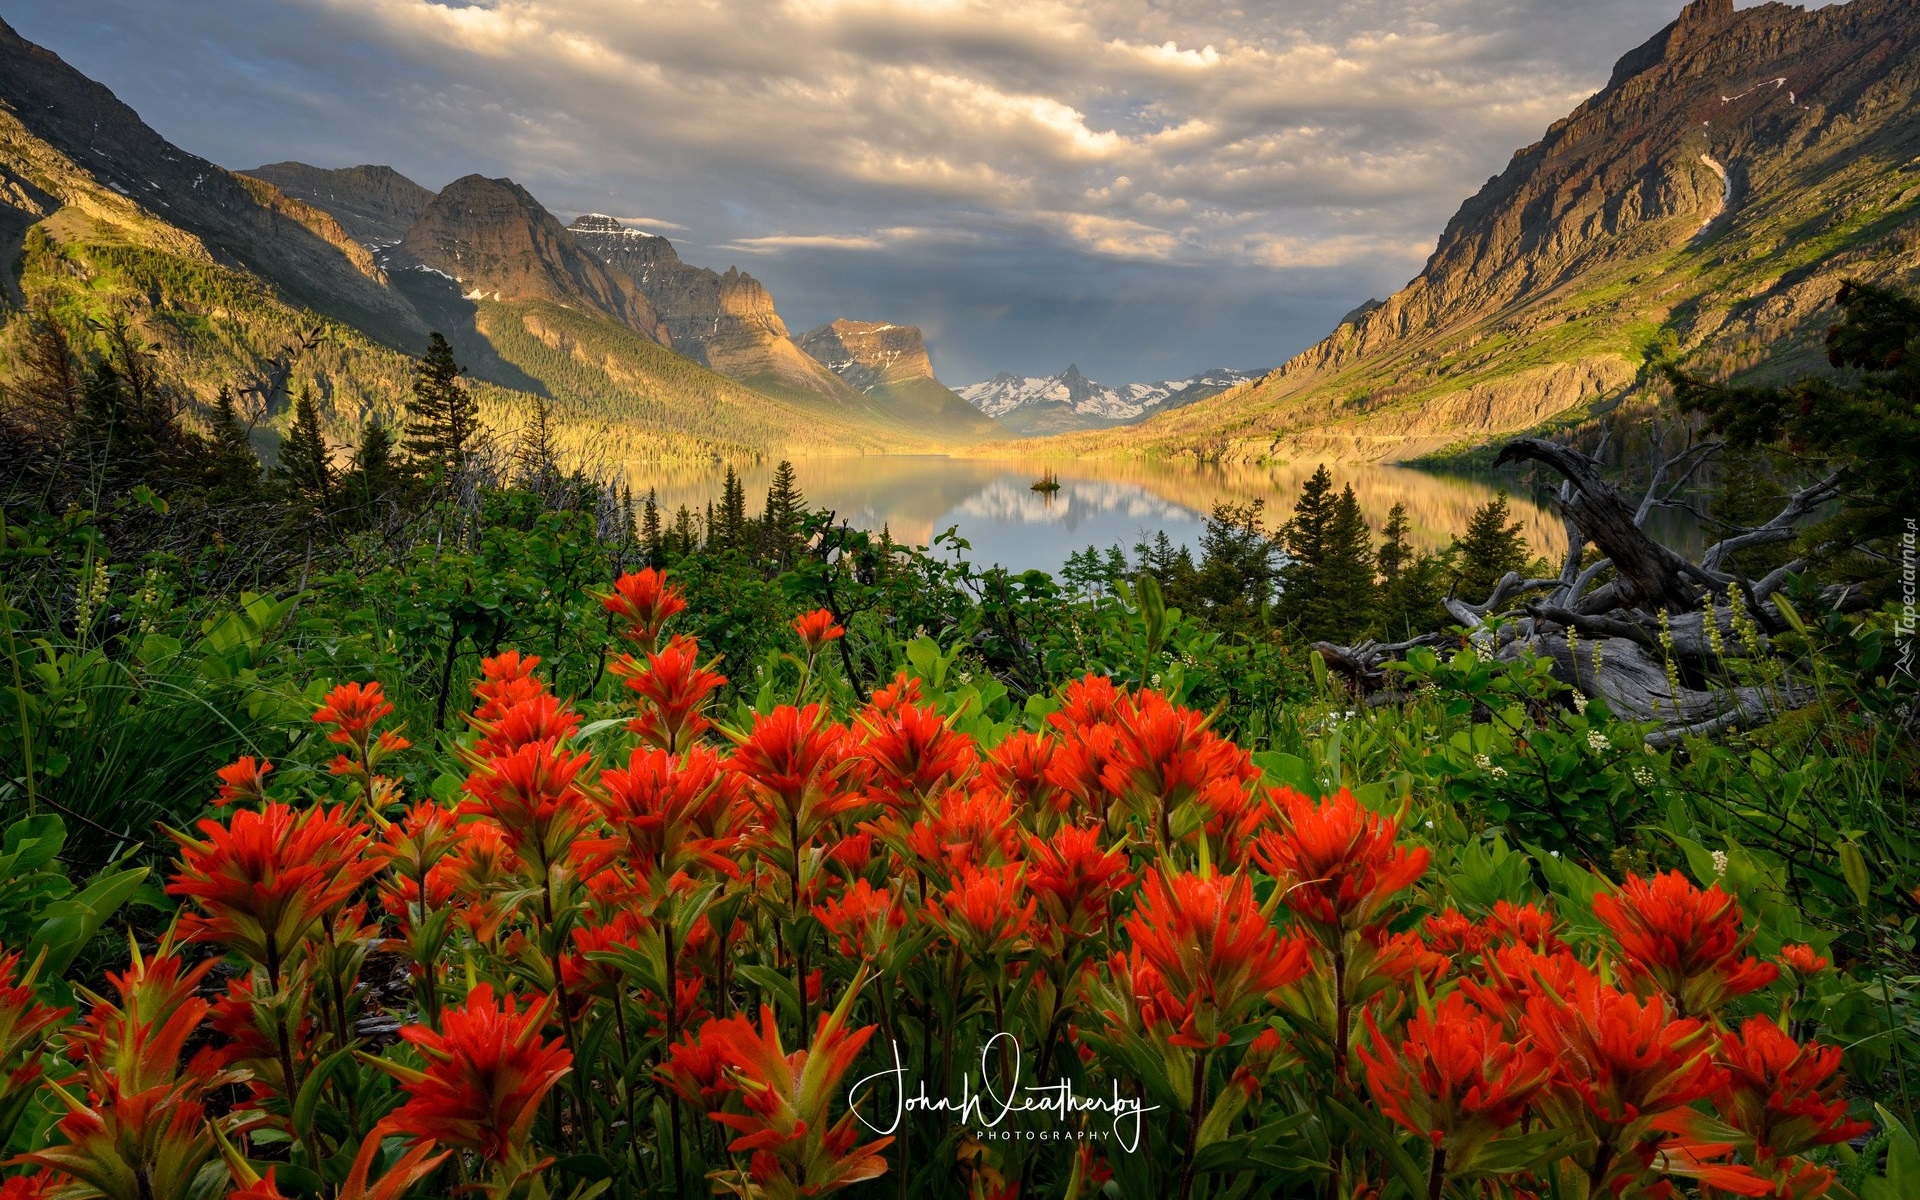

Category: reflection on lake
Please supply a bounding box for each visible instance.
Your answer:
[622,455,1673,577]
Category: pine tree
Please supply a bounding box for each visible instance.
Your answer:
[760,460,803,568]
[206,386,260,495]
[641,488,664,565]
[345,414,400,517]
[515,394,559,487]
[1276,465,1338,632]
[1452,490,1530,603]
[1379,551,1448,639]
[718,466,749,552]
[275,384,332,506]
[1313,485,1378,640]
[1191,500,1279,634]
[405,332,479,484]
[1377,502,1413,582]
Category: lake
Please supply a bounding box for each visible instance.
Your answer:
[620,455,1705,577]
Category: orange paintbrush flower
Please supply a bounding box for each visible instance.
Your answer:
[459,738,593,869]
[598,744,741,886]
[1024,823,1132,934]
[381,985,572,1167]
[696,993,892,1197]
[1592,871,1778,1016]
[899,788,1022,876]
[166,802,374,978]
[1778,943,1830,979]
[1100,690,1258,847]
[470,693,581,760]
[314,680,395,744]
[791,607,845,654]
[858,699,976,807]
[472,650,547,722]
[925,862,1036,960]
[1359,992,1554,1174]
[977,728,1061,815]
[1253,787,1430,940]
[813,879,906,961]
[0,949,67,1115]
[1710,1016,1870,1159]
[211,756,272,808]
[1118,867,1309,1049]
[659,1027,733,1113]
[729,704,866,884]
[601,568,687,652]
[614,635,727,753]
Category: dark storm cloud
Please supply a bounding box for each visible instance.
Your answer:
[6,0,1732,382]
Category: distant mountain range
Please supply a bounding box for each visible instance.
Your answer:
[957,365,1262,435]
[1032,0,1920,463]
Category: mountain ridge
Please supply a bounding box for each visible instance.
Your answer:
[1021,0,1920,463]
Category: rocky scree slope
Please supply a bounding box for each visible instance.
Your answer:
[1039,0,1920,464]
[245,162,435,247]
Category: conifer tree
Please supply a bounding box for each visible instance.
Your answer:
[673,504,698,556]
[1377,502,1413,582]
[405,332,479,484]
[514,394,559,486]
[718,466,749,551]
[641,488,664,566]
[345,414,400,517]
[276,384,332,506]
[206,386,260,495]
[760,460,803,568]
[1315,485,1378,639]
[1452,489,1530,602]
[1277,465,1338,632]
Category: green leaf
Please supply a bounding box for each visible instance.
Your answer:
[28,865,148,979]
[292,1045,360,1141]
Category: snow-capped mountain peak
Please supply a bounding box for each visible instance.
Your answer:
[957,364,1261,424]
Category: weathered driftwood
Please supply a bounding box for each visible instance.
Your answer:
[1319,435,1846,743]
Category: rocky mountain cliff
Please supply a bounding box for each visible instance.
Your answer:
[0,16,425,348]
[960,364,1258,435]
[567,214,847,397]
[797,318,999,438]
[396,177,670,345]
[1042,0,1920,463]
[245,162,435,246]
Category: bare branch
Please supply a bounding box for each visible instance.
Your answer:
[1699,469,1844,572]
[1635,440,1723,527]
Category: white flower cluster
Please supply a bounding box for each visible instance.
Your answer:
[1712,849,1730,876]
[1632,765,1655,788]
[1586,730,1612,753]
[1474,753,1508,779]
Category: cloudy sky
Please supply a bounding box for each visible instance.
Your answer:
[11,0,1721,383]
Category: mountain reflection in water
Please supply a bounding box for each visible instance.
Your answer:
[622,455,1699,577]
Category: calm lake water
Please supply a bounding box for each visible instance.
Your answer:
[623,455,1704,577]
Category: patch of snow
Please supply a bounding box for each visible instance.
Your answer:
[1696,154,1731,236]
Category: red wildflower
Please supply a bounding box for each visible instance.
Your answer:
[615,636,726,753]
[792,608,845,653]
[472,650,547,722]
[370,802,463,916]
[899,788,1022,876]
[1043,720,1124,818]
[1253,788,1430,940]
[696,995,892,1196]
[1421,909,1491,958]
[865,672,925,714]
[598,744,741,886]
[728,704,866,881]
[659,1027,732,1113]
[167,802,374,977]
[858,700,977,807]
[978,728,1061,815]
[1711,1016,1870,1159]
[1101,690,1258,847]
[1593,871,1778,1016]
[1360,992,1554,1168]
[314,681,395,743]
[561,909,649,1001]
[382,985,573,1166]
[813,879,905,960]
[471,693,581,760]
[1118,867,1310,1049]
[0,950,69,1100]
[1461,943,1592,1022]
[926,863,1036,960]
[1779,944,1830,978]
[1049,674,1126,729]
[459,738,593,869]
[1525,973,1721,1128]
[212,756,272,807]
[1024,823,1132,934]
[601,568,686,652]
[1485,900,1565,953]
[433,820,520,942]
[0,1175,65,1199]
